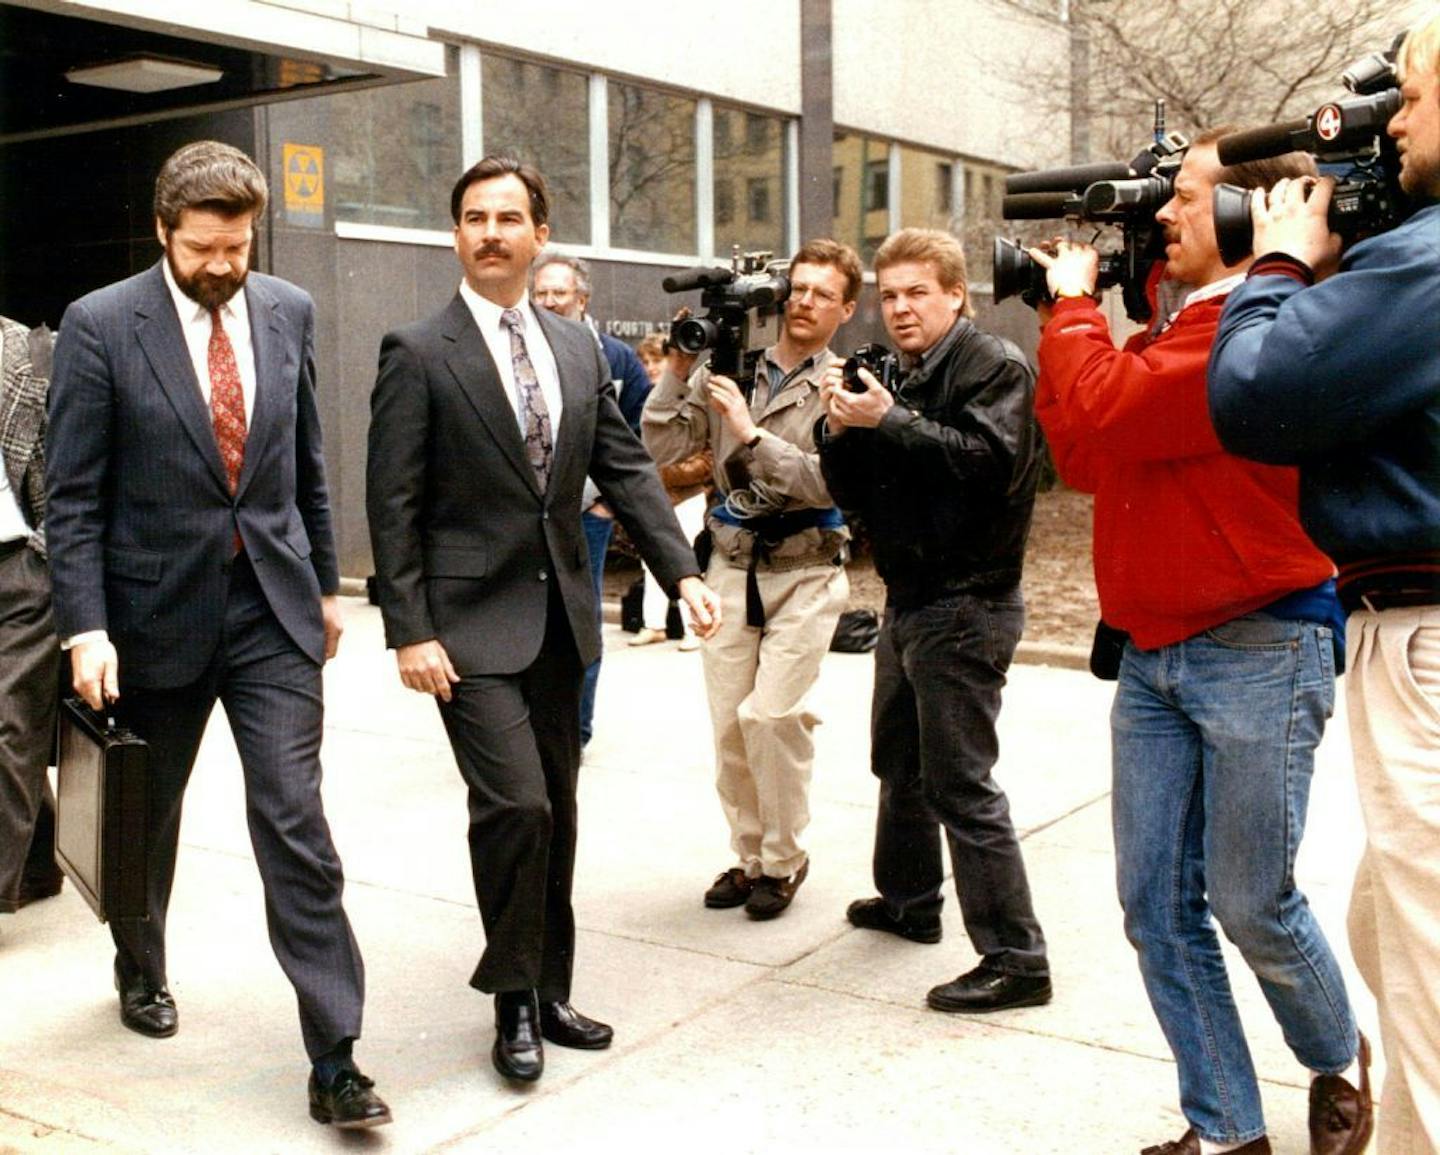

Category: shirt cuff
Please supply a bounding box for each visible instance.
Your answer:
[62,629,108,651]
[1248,252,1315,286]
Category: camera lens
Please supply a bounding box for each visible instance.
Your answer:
[672,317,718,354]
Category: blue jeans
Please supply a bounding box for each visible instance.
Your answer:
[578,510,614,746]
[1111,615,1357,1145]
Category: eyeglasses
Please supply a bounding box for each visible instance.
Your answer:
[789,283,842,305]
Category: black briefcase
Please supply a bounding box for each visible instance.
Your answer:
[54,698,150,922]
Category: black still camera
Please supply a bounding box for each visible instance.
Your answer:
[843,343,902,393]
[662,249,790,396]
[1212,39,1411,264]
[993,102,1188,322]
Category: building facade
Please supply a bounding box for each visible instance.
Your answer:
[1,0,1073,575]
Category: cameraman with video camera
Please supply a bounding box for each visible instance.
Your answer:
[1030,130,1371,1155]
[1209,14,1440,1151]
[817,228,1052,1014]
[642,238,860,920]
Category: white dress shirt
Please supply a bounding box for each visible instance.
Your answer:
[0,443,31,542]
[458,281,564,432]
[162,259,258,426]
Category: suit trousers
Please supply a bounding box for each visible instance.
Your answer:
[702,555,846,879]
[869,588,1048,976]
[0,544,60,911]
[1345,606,1440,1155]
[438,584,584,1001]
[111,553,364,1060]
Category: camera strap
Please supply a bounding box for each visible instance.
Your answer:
[712,505,844,627]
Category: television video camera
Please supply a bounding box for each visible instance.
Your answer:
[662,249,790,396]
[1211,39,1410,265]
[993,101,1188,322]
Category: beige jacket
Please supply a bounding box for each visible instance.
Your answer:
[641,349,848,571]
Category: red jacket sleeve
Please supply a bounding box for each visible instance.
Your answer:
[1036,297,1224,475]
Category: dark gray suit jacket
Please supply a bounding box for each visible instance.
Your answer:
[46,262,338,689]
[367,293,695,676]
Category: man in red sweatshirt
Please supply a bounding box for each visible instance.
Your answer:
[1031,131,1369,1155]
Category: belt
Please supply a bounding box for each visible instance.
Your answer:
[1344,588,1439,614]
[0,536,28,561]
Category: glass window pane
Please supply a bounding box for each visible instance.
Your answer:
[268,63,462,231]
[713,105,785,256]
[832,131,889,265]
[482,54,591,244]
[608,81,696,253]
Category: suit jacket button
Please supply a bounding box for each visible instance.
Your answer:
[538,571,548,582]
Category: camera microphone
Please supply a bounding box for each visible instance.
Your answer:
[1001,191,1082,220]
[661,266,733,293]
[1005,161,1133,195]
[1216,120,1310,166]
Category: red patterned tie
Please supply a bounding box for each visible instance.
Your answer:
[207,308,247,493]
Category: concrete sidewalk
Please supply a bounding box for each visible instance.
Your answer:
[0,600,1377,1154]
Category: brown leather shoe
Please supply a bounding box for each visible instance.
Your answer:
[1310,1032,1373,1155]
[1141,1129,1271,1154]
[744,860,808,920]
[704,867,754,909]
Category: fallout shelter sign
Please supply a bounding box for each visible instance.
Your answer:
[283,144,325,227]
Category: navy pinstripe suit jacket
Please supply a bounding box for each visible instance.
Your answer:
[45,262,338,689]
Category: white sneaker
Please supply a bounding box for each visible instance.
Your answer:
[678,634,702,651]
[628,628,666,647]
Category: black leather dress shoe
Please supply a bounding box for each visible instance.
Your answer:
[308,1067,392,1129]
[493,990,543,1082]
[539,1001,613,1050]
[926,963,1052,1013]
[846,896,942,944]
[114,966,178,1038]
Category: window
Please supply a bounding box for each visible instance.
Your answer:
[607,81,696,253]
[269,56,462,230]
[483,54,591,243]
[936,162,953,215]
[714,110,733,153]
[715,178,734,226]
[865,159,889,213]
[747,177,771,223]
[713,104,785,255]
[745,112,769,154]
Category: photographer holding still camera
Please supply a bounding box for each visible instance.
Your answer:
[1032,131,1371,1155]
[642,238,860,920]
[1209,14,1440,1151]
[817,228,1052,1015]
